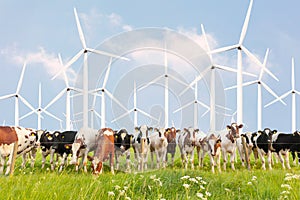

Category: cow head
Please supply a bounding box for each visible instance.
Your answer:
[51,131,61,150]
[135,125,153,144]
[227,123,243,138]
[165,127,177,143]
[207,134,221,157]
[114,129,132,152]
[184,128,199,146]
[262,128,277,137]
[241,132,254,149]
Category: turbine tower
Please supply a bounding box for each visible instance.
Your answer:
[209,0,263,127]
[225,49,285,130]
[0,62,37,126]
[111,81,157,128]
[52,8,128,128]
[265,57,300,132]
[46,54,81,130]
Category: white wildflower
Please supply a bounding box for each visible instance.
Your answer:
[196,193,204,198]
[200,185,205,190]
[189,178,198,184]
[125,197,131,200]
[150,175,156,180]
[181,175,190,180]
[247,182,252,185]
[205,191,211,197]
[196,176,202,180]
[200,180,207,185]
[124,186,128,191]
[281,184,292,190]
[119,190,125,196]
[108,191,115,196]
[280,190,290,195]
[251,176,257,181]
[114,185,121,190]
[183,183,190,189]
[225,188,231,192]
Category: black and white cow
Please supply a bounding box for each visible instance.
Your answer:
[149,128,168,169]
[113,129,132,172]
[251,128,277,170]
[178,128,198,170]
[236,132,254,167]
[132,125,153,171]
[270,130,300,169]
[53,131,77,172]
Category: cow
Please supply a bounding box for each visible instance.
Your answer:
[196,133,222,173]
[149,128,168,169]
[236,132,254,167]
[113,129,132,172]
[269,131,300,170]
[70,127,99,172]
[251,128,277,170]
[0,126,39,175]
[91,128,115,175]
[132,125,153,171]
[217,122,243,171]
[53,131,77,172]
[165,127,178,167]
[39,130,60,170]
[177,127,198,170]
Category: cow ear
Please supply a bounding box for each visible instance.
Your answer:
[238,124,244,129]
[226,125,231,130]
[148,127,153,131]
[134,127,139,132]
[154,128,159,132]
[273,130,277,134]
[55,132,60,137]
[217,139,222,143]
[176,129,181,133]
[195,129,199,133]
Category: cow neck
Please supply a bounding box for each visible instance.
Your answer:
[268,133,275,151]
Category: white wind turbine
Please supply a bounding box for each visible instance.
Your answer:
[111,81,158,127]
[91,57,128,128]
[45,54,81,130]
[138,46,189,128]
[174,80,210,129]
[209,0,271,127]
[265,57,300,132]
[180,24,255,132]
[20,83,62,130]
[225,49,286,131]
[52,7,129,128]
[0,62,37,126]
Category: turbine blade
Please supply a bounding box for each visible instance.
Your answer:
[239,0,253,45]
[138,108,158,121]
[200,108,210,118]
[200,24,212,58]
[105,90,128,111]
[215,104,231,111]
[19,95,37,113]
[264,67,279,82]
[19,110,35,121]
[262,83,288,107]
[168,75,189,87]
[292,57,295,90]
[173,101,194,113]
[16,62,27,94]
[138,75,163,91]
[58,53,70,87]
[43,110,62,122]
[0,93,15,100]
[102,57,112,88]
[73,7,87,49]
[197,100,210,110]
[44,89,65,110]
[241,46,263,67]
[87,48,130,61]
[209,44,239,54]
[52,49,84,80]
[225,80,257,90]
[111,110,132,123]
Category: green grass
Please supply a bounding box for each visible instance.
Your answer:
[1,150,300,199]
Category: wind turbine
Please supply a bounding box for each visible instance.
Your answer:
[180,24,255,132]
[209,0,269,127]
[0,62,37,126]
[225,49,286,131]
[45,54,81,130]
[265,57,300,132]
[52,7,129,128]
[20,83,62,130]
[174,80,210,129]
[91,57,128,128]
[111,81,158,127]
[138,45,189,128]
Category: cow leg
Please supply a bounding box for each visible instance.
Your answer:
[125,151,131,172]
[200,151,205,168]
[22,153,27,168]
[190,150,195,170]
[115,152,120,171]
[144,150,148,171]
[110,152,114,175]
[230,152,236,171]
[156,150,160,169]
[209,154,215,173]
[30,148,37,168]
[267,151,273,170]
[284,152,291,169]
[162,149,167,169]
[82,150,89,173]
[50,149,56,171]
[181,153,187,169]
[222,150,227,171]
[257,150,266,170]
[0,156,5,174]
[197,147,201,168]
[150,150,154,169]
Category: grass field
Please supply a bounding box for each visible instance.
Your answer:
[1,149,300,199]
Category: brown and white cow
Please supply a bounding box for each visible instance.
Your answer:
[196,132,221,173]
[149,128,168,169]
[177,127,198,170]
[71,127,99,172]
[165,127,179,167]
[0,126,39,175]
[91,128,115,175]
[236,132,254,168]
[217,122,243,171]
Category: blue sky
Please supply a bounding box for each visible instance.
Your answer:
[0,1,299,133]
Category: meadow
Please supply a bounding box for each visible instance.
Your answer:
[1,150,300,200]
